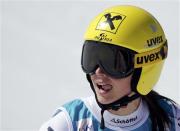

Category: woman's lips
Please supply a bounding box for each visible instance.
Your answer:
[97,84,113,94]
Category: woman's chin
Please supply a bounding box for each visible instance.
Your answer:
[97,96,115,104]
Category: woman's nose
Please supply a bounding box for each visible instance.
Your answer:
[95,67,106,76]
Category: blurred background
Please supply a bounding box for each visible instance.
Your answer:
[0,0,179,131]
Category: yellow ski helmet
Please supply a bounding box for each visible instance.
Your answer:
[83,5,168,95]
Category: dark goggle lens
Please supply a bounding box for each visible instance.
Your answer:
[81,41,135,78]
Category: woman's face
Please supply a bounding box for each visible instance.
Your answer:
[90,67,132,104]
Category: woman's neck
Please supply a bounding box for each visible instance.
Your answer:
[108,97,141,116]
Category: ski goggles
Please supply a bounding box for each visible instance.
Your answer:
[81,41,168,78]
[81,41,135,78]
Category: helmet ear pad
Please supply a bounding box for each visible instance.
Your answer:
[131,68,142,93]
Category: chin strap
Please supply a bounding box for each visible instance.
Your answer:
[97,93,140,129]
[100,109,105,129]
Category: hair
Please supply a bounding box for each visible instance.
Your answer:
[142,90,174,131]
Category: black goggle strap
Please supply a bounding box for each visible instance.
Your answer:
[86,74,140,130]
[134,41,168,68]
[82,41,167,71]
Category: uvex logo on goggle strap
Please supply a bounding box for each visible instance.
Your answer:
[96,12,126,34]
[135,43,168,68]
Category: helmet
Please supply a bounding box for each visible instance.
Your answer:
[83,5,168,95]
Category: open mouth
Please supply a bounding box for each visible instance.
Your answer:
[96,84,113,94]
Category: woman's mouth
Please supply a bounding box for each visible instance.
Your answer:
[96,83,113,94]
